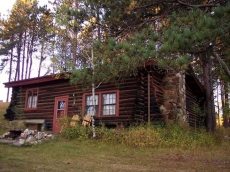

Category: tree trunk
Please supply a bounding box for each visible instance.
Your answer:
[28,52,33,78]
[216,79,221,127]
[72,34,77,69]
[28,31,35,79]
[71,0,78,69]
[21,31,27,80]
[222,82,229,127]
[203,55,216,132]
[97,4,101,40]
[6,47,14,102]
[38,42,44,77]
[15,32,23,81]
[25,39,30,79]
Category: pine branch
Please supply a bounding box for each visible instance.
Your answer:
[214,52,230,80]
[177,0,218,8]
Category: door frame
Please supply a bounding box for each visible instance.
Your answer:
[52,95,69,132]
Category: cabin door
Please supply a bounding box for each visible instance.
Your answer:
[52,96,69,132]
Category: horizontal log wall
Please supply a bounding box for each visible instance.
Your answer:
[186,85,204,128]
[9,77,139,130]
[7,68,205,129]
[11,79,82,130]
[133,72,145,122]
[143,71,164,121]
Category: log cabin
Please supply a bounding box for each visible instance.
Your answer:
[3,64,206,132]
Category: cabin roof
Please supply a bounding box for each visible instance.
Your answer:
[4,62,205,95]
[4,74,66,88]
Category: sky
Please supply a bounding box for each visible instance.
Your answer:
[0,0,50,102]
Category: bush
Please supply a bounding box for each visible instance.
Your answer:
[158,124,216,149]
[60,122,228,149]
[61,125,91,140]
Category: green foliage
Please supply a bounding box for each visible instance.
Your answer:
[222,103,230,119]
[213,126,230,145]
[70,27,158,86]
[0,102,10,134]
[60,123,225,149]
[158,124,215,149]
[192,102,206,126]
[59,116,91,140]
[61,125,91,140]
[0,0,54,78]
[117,124,218,149]
[12,88,25,120]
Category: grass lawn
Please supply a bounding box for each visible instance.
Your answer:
[1,102,230,172]
[0,138,230,172]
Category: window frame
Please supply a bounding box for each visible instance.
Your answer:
[25,88,39,110]
[82,90,119,117]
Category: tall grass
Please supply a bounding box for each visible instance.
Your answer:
[61,123,227,149]
[0,102,10,134]
[0,102,9,116]
[1,101,228,149]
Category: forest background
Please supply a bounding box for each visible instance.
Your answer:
[0,0,230,132]
[0,0,49,102]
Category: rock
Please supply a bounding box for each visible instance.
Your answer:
[19,139,25,144]
[25,136,36,143]
[0,132,10,139]
[1,128,53,146]
[23,129,30,136]
[47,134,54,139]
[20,133,27,139]
[13,142,23,147]
[35,132,44,140]
[30,141,38,145]
[12,139,25,146]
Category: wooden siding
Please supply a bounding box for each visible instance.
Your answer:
[7,77,141,130]
[145,71,164,121]
[186,84,205,128]
[5,68,206,130]
[10,79,82,130]
[133,69,165,123]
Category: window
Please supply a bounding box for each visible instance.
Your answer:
[102,93,116,115]
[85,94,99,116]
[57,100,66,118]
[83,90,119,117]
[25,88,38,109]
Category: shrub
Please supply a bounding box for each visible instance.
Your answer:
[159,124,216,149]
[61,125,91,140]
[60,122,227,149]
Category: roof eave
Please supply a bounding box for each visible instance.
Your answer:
[4,74,66,88]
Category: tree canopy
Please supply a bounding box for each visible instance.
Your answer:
[1,0,230,131]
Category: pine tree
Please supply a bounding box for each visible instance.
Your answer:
[50,0,90,71]
[0,0,54,101]
[70,0,230,132]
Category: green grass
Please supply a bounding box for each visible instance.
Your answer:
[1,102,230,171]
[0,138,230,172]
[0,102,9,134]
[0,102,8,118]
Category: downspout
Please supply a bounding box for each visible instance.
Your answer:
[148,74,150,124]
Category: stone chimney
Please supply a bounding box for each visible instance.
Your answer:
[161,70,187,123]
